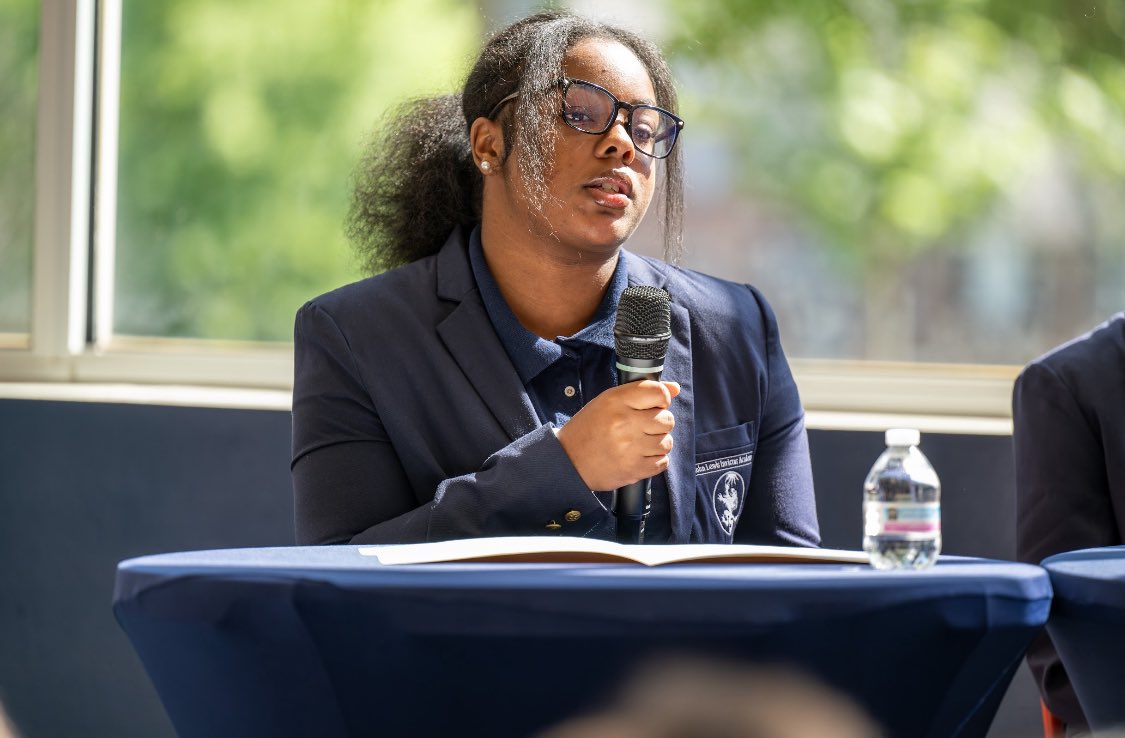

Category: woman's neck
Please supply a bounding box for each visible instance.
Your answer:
[479,226,619,340]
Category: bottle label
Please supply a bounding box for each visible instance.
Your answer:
[864,502,940,540]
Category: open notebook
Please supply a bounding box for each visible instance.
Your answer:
[360,536,869,567]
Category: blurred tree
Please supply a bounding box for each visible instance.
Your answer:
[665,0,1125,256]
[114,0,480,341]
[0,0,39,335]
[661,0,1125,358]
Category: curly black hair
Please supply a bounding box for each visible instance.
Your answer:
[347,10,684,275]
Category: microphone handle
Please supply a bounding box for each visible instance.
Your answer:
[613,358,664,544]
[614,479,650,544]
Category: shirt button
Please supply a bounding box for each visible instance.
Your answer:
[563,385,576,398]
[564,510,581,522]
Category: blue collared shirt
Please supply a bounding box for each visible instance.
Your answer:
[467,228,670,542]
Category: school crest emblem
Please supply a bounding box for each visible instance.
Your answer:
[712,470,745,535]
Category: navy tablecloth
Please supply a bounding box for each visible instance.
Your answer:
[1043,545,1125,730]
[114,546,1050,738]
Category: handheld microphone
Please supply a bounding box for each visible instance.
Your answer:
[612,285,672,544]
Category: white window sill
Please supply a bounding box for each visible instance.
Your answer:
[0,351,1016,435]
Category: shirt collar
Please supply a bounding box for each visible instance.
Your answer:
[468,226,627,384]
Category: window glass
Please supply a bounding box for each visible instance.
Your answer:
[113,0,479,341]
[0,0,39,336]
[656,0,1125,363]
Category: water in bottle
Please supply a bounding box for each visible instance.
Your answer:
[863,428,941,570]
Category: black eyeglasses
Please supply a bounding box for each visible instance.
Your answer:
[487,77,684,159]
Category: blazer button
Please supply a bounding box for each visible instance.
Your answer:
[564,510,581,522]
[545,520,562,530]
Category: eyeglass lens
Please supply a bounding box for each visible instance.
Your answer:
[562,81,679,158]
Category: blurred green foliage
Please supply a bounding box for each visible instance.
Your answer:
[17,0,1125,352]
[663,0,1125,263]
[115,0,480,340]
[0,0,38,334]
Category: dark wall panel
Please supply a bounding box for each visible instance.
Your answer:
[0,400,294,738]
[809,429,1017,560]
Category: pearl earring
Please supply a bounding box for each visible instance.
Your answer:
[480,161,491,172]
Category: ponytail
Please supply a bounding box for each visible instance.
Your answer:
[347,94,480,275]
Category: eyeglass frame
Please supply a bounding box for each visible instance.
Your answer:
[486,77,685,159]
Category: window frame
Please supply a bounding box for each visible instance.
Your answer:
[0,0,1020,427]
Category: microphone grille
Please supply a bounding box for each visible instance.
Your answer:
[614,286,672,360]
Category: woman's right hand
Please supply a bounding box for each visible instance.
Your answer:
[555,380,680,491]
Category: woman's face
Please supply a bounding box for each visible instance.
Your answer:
[499,37,660,258]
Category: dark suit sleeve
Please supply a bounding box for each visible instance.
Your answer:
[1014,360,1116,565]
[1013,359,1112,726]
[292,303,602,545]
[733,290,820,548]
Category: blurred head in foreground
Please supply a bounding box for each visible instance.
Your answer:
[537,657,882,738]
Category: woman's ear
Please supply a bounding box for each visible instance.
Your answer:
[469,117,505,175]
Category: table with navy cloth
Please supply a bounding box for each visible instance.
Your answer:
[113,546,1050,738]
[1042,545,1125,731]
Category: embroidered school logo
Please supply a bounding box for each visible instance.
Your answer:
[712,471,745,536]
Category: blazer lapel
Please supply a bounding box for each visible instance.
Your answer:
[434,230,539,442]
[437,299,540,442]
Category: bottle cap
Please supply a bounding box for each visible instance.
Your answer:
[885,428,920,447]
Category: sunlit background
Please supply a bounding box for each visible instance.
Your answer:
[2,0,1123,364]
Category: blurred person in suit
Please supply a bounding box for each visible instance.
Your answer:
[1013,312,1125,735]
[291,11,819,548]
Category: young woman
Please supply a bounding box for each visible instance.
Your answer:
[291,11,820,547]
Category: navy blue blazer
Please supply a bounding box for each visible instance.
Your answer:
[292,227,820,547]
[1013,312,1125,726]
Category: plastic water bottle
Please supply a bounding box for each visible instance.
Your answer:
[863,428,941,570]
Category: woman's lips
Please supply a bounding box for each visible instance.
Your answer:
[585,177,632,210]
